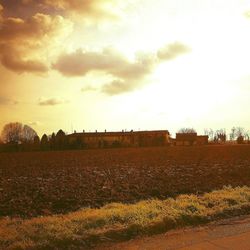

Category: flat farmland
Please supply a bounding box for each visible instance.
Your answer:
[1,145,250,218]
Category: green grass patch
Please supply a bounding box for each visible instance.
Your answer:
[1,186,250,249]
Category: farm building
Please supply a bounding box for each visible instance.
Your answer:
[196,135,209,145]
[175,133,208,146]
[67,130,170,148]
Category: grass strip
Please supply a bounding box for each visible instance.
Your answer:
[1,186,250,249]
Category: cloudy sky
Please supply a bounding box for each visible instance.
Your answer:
[1,0,250,136]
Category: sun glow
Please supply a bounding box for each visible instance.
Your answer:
[1,0,250,135]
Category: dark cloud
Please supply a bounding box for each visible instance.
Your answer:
[0,0,116,74]
[0,0,50,18]
[157,42,190,61]
[0,0,118,19]
[38,97,69,106]
[0,8,72,73]
[0,46,49,73]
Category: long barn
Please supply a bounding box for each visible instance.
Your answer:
[67,130,170,148]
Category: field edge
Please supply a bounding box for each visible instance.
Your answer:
[2,186,250,249]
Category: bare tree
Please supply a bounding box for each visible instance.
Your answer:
[21,125,38,143]
[204,128,214,141]
[214,129,226,142]
[244,130,250,142]
[229,127,236,141]
[235,127,245,138]
[1,122,38,144]
[1,122,23,143]
[178,128,196,133]
[229,127,248,142]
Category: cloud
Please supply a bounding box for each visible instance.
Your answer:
[101,79,137,95]
[1,0,119,20]
[0,49,49,73]
[245,10,250,18]
[28,121,41,126]
[44,0,119,19]
[81,85,97,92]
[54,42,190,95]
[0,0,119,74]
[157,42,190,61]
[0,10,73,73]
[38,97,69,106]
[0,96,18,105]
[53,47,155,78]
[54,47,157,95]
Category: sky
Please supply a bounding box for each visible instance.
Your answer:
[1,0,250,137]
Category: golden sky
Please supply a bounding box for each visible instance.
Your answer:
[1,0,250,136]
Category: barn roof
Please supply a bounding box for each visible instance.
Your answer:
[68,130,169,137]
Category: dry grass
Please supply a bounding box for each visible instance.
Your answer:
[1,186,250,249]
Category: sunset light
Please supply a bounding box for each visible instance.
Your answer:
[2,1,250,249]
[1,0,250,135]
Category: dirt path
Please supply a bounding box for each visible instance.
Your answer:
[95,215,250,250]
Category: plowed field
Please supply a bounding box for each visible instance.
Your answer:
[1,145,250,218]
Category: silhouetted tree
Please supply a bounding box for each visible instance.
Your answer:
[33,135,40,151]
[0,138,4,152]
[237,135,244,144]
[33,135,40,144]
[214,129,226,143]
[55,129,68,150]
[49,132,56,150]
[40,134,49,150]
[178,128,196,133]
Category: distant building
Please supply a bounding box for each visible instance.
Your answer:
[196,135,209,145]
[175,133,208,146]
[67,130,170,148]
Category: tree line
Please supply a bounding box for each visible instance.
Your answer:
[178,127,249,144]
[0,122,74,152]
[1,123,249,153]
[178,127,250,144]
[203,127,249,144]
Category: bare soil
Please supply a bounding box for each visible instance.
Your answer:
[1,145,250,218]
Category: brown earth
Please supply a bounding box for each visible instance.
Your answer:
[1,145,250,218]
